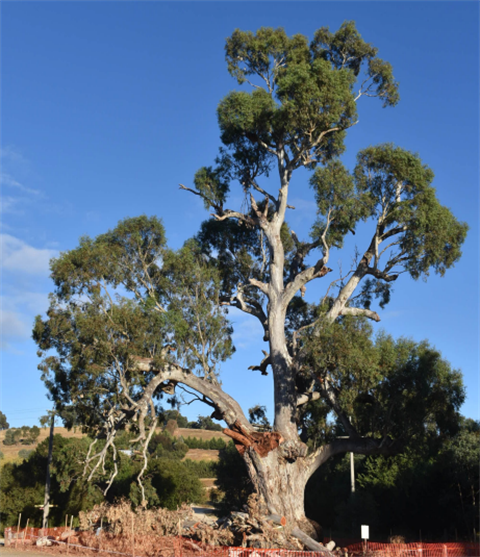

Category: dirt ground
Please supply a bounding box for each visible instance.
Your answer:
[1,535,226,557]
[1,546,54,557]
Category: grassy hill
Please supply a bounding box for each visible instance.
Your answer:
[0,426,84,463]
[0,425,227,464]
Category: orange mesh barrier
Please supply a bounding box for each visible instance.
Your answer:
[4,528,479,557]
[343,542,479,557]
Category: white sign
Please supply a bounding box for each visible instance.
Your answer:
[361,525,369,540]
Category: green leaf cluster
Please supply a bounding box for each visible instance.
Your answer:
[34,216,234,436]
[310,144,468,279]
[301,317,465,445]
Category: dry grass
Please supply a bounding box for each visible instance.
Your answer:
[199,478,217,489]
[183,449,220,462]
[174,429,229,442]
[0,427,84,463]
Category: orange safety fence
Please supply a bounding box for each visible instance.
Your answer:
[4,528,479,557]
[336,542,479,557]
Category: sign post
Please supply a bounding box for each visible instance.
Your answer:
[361,525,369,555]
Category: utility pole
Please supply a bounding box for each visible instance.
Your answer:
[337,433,356,494]
[350,451,355,493]
[42,412,55,529]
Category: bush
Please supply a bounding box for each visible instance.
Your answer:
[215,442,252,512]
[183,459,217,478]
[18,449,33,460]
[131,458,205,509]
[3,426,40,446]
[183,436,226,450]
[149,432,188,460]
[3,429,18,446]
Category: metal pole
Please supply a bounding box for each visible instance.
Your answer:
[350,452,355,493]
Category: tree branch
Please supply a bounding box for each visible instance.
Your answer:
[248,350,271,376]
[296,391,321,407]
[132,357,251,429]
[339,307,381,322]
[308,436,400,475]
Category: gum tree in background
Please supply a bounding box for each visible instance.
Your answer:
[0,411,9,430]
[34,23,468,543]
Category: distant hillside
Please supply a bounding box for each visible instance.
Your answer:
[0,426,84,463]
[0,425,227,463]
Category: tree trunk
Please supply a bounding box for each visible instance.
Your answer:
[242,447,314,534]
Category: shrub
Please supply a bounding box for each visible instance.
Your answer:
[183,436,226,450]
[183,459,217,478]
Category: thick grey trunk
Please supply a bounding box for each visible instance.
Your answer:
[243,448,310,526]
[268,302,298,440]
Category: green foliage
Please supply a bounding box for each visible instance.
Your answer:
[0,411,9,430]
[2,429,17,446]
[192,26,466,327]
[0,450,4,460]
[215,442,252,512]
[129,458,204,509]
[219,23,398,182]
[354,144,468,279]
[160,410,189,428]
[193,166,230,211]
[311,21,399,106]
[434,422,480,538]
[301,317,465,447]
[183,436,226,450]
[0,435,103,527]
[248,405,271,429]
[148,432,189,460]
[189,415,223,431]
[34,216,234,444]
[310,145,468,281]
[305,420,479,540]
[18,449,33,460]
[183,459,217,478]
[0,430,209,526]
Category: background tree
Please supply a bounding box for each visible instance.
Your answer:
[433,419,479,540]
[2,426,40,446]
[248,405,271,430]
[35,23,467,546]
[189,416,224,431]
[0,411,9,430]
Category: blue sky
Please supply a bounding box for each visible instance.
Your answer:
[1,1,478,428]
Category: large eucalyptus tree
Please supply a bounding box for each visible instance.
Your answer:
[35,23,467,542]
